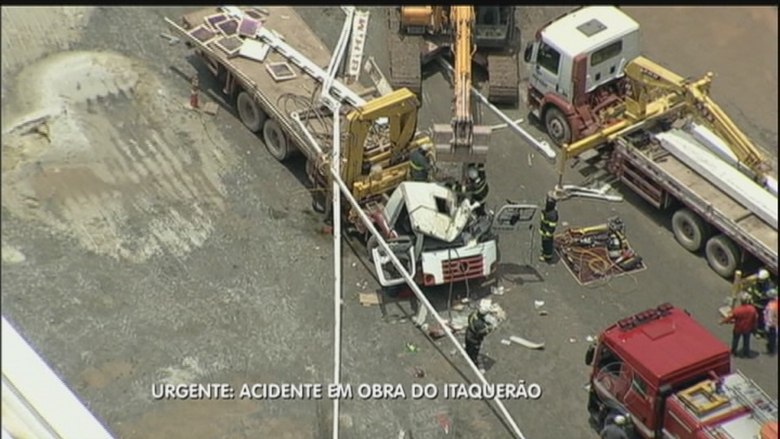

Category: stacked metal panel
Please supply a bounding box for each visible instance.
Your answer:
[654,129,778,230]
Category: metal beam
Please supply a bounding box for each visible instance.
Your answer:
[327,96,343,439]
[322,6,355,102]
[2,317,115,439]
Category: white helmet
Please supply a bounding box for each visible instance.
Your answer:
[467,167,480,181]
[478,299,492,314]
[767,288,778,299]
[758,269,770,280]
[613,415,627,425]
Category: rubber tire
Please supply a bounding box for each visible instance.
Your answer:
[671,208,709,252]
[544,107,572,146]
[262,119,292,162]
[705,235,740,279]
[236,91,265,133]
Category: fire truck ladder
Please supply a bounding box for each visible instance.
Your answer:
[726,371,778,426]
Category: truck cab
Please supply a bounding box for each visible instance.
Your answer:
[586,303,778,438]
[369,182,536,287]
[523,6,640,144]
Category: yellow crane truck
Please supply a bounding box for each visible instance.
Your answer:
[523,6,777,280]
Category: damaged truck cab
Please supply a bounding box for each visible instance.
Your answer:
[586,303,778,438]
[368,182,536,287]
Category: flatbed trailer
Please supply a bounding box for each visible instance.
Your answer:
[605,130,778,277]
[177,7,376,164]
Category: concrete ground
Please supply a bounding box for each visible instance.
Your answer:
[1,6,777,439]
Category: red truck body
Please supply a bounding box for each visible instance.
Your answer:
[586,303,778,438]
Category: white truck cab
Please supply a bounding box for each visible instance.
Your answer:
[523,6,640,143]
[370,182,537,287]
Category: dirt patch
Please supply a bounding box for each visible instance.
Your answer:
[115,397,312,439]
[1,50,237,262]
[80,359,136,390]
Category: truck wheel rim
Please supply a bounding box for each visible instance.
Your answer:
[548,119,564,139]
[714,246,729,266]
[681,221,694,239]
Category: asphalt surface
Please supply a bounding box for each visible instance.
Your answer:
[1,6,777,439]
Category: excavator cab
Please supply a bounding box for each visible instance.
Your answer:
[474,6,515,49]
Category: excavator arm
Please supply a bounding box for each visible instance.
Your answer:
[559,56,769,182]
[450,5,475,148]
[432,6,491,166]
[341,88,430,200]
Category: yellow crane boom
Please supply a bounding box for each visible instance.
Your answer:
[559,56,770,183]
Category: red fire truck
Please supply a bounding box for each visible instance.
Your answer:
[585,303,778,438]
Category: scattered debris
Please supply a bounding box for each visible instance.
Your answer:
[408,367,425,378]
[460,297,471,304]
[202,102,219,115]
[527,152,534,167]
[448,315,468,332]
[533,300,545,309]
[427,324,447,339]
[451,303,465,311]
[491,285,505,296]
[159,32,179,44]
[538,310,548,316]
[215,35,243,56]
[435,412,451,435]
[359,291,382,306]
[509,335,545,350]
[586,335,596,343]
[569,338,577,343]
[266,61,297,81]
[500,339,511,346]
[405,343,418,353]
[238,39,271,62]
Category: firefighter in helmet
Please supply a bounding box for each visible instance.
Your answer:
[539,193,559,263]
[408,142,434,182]
[454,166,489,216]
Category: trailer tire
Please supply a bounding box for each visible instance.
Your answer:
[263,119,293,162]
[672,208,709,252]
[544,107,572,146]
[705,235,740,279]
[237,91,265,133]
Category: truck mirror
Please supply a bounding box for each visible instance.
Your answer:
[585,344,595,366]
[523,43,533,63]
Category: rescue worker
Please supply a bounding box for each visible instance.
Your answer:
[765,288,778,355]
[748,269,776,337]
[453,166,490,216]
[720,292,759,358]
[539,194,559,263]
[408,143,434,182]
[465,299,494,372]
[599,415,630,439]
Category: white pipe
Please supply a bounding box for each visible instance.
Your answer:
[297,109,527,437]
[322,7,355,101]
[327,97,343,439]
[437,59,557,161]
[2,317,115,439]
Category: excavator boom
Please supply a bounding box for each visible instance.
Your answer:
[432,5,491,167]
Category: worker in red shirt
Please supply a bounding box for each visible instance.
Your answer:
[720,292,759,358]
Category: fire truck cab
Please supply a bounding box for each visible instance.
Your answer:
[585,303,778,438]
